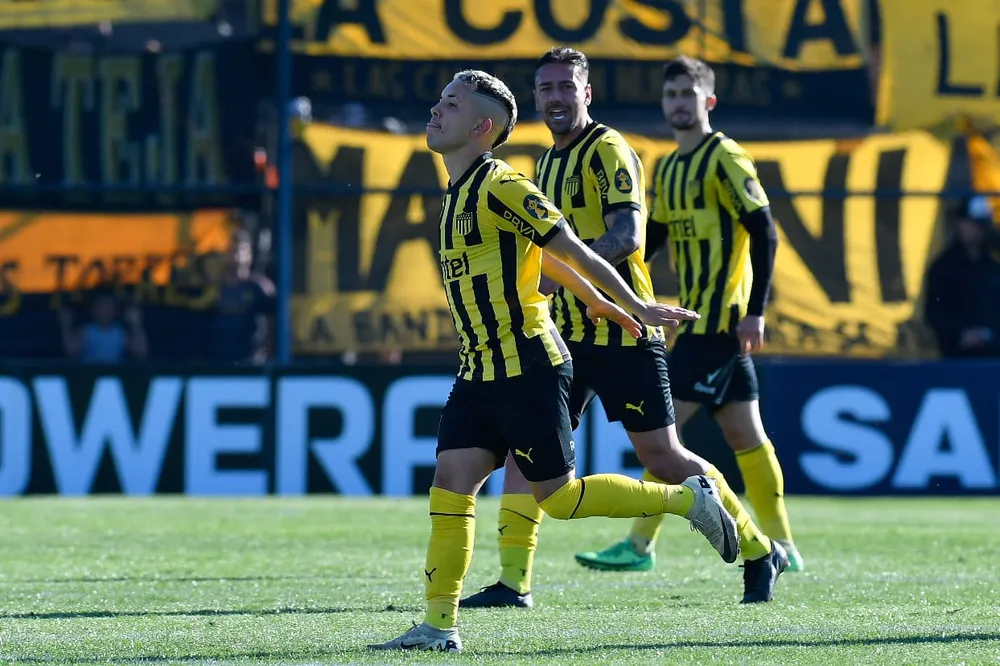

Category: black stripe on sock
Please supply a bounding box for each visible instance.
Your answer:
[499,508,541,525]
[569,479,586,520]
[429,512,476,518]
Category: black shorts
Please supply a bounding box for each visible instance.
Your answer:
[668,333,759,410]
[566,340,676,434]
[436,361,576,483]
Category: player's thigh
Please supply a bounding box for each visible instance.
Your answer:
[495,362,577,484]
[714,399,769,452]
[580,341,676,434]
[436,379,506,492]
[501,452,533,494]
[672,398,702,431]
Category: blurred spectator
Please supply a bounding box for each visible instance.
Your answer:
[209,229,276,365]
[58,292,149,363]
[924,195,1000,358]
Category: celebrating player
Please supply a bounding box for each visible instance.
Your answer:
[576,56,804,574]
[371,69,739,653]
[459,48,787,612]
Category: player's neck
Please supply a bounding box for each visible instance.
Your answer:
[674,123,714,155]
[552,115,593,151]
[443,144,491,185]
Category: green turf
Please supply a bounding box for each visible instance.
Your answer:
[0,497,997,665]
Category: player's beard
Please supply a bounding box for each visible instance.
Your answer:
[544,105,579,136]
[669,112,697,131]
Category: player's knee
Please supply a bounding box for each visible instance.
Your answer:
[719,422,766,451]
[535,478,580,520]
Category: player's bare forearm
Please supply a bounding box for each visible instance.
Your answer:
[545,227,644,313]
[589,208,642,266]
[542,253,603,307]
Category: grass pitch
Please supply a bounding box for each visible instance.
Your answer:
[0,496,997,665]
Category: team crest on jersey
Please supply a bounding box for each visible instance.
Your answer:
[687,180,702,200]
[523,194,548,220]
[455,211,474,236]
[563,174,581,198]
[614,168,633,193]
[743,177,765,204]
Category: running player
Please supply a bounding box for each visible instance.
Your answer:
[371,69,739,653]
[458,48,787,613]
[576,56,804,575]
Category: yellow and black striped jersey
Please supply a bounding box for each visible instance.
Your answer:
[439,153,571,381]
[650,132,769,335]
[535,122,660,346]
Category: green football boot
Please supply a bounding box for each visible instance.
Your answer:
[776,540,805,573]
[574,538,655,572]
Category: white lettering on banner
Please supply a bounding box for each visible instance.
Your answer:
[184,377,269,495]
[33,376,183,496]
[799,385,997,491]
[590,398,641,480]
[381,376,452,497]
[0,378,31,494]
[800,386,894,490]
[892,390,996,489]
[275,377,374,495]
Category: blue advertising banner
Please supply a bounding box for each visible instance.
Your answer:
[762,359,1000,496]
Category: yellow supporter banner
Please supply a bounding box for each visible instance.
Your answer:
[877,0,1000,130]
[265,0,866,69]
[0,210,232,313]
[0,0,220,28]
[293,123,950,358]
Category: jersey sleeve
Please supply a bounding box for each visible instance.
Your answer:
[587,134,643,216]
[649,155,671,226]
[715,145,769,218]
[487,171,566,247]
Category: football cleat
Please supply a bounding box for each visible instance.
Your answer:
[776,540,805,573]
[741,540,789,603]
[369,622,462,652]
[574,539,656,572]
[682,475,740,564]
[460,581,533,609]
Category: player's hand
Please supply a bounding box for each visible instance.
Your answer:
[586,299,643,339]
[736,315,765,356]
[635,302,700,329]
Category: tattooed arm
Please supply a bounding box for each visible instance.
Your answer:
[588,207,643,266]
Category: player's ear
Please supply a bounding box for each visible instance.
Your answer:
[473,116,494,139]
[705,94,718,112]
[584,82,593,106]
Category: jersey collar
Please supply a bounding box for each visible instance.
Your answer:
[447,152,492,192]
[677,131,723,160]
[550,120,600,157]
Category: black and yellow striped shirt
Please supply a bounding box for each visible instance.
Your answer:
[439,154,571,381]
[650,132,769,335]
[535,122,660,346]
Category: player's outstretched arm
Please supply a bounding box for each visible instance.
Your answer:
[544,226,699,328]
[541,253,642,338]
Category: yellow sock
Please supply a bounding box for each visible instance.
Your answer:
[736,441,793,544]
[628,469,667,554]
[538,474,694,520]
[704,465,771,561]
[424,487,476,630]
[497,494,543,594]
